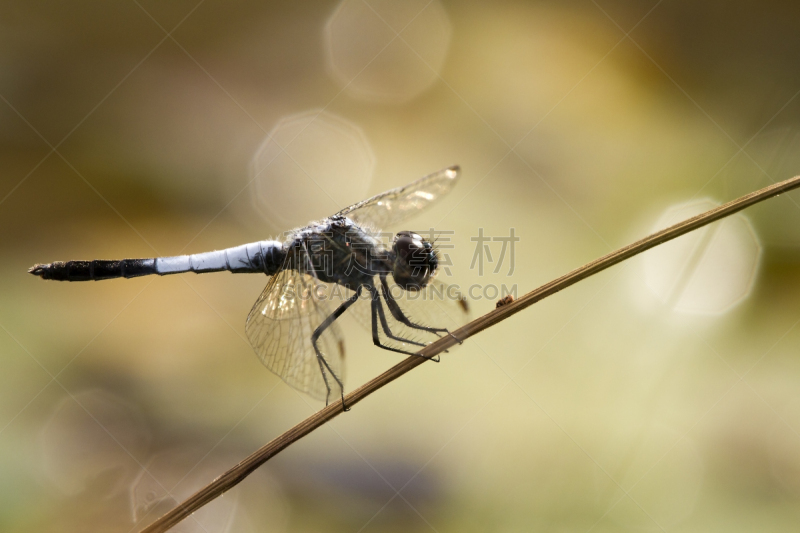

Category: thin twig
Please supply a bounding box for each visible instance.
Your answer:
[140,174,800,533]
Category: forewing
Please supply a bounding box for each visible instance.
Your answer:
[337,166,460,230]
[245,268,345,402]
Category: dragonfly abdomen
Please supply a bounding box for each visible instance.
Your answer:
[29,240,286,281]
[29,259,157,281]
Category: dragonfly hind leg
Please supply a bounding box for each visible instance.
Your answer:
[311,289,361,410]
[369,286,440,363]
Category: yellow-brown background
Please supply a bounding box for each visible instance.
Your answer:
[2,1,800,531]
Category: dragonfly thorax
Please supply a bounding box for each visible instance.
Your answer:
[287,216,384,290]
[286,218,438,292]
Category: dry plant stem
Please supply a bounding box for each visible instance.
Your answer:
[140,175,800,533]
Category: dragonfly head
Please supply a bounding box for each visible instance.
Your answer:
[390,231,437,291]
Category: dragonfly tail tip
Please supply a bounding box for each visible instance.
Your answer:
[28,263,47,277]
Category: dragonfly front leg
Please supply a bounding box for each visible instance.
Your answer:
[369,286,440,362]
[311,287,362,410]
[379,273,450,337]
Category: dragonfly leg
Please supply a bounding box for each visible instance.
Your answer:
[370,288,427,348]
[370,287,440,362]
[311,288,361,410]
[313,356,332,407]
[379,274,452,338]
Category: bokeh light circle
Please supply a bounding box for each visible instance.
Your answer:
[250,110,374,229]
[324,0,452,103]
[643,200,761,315]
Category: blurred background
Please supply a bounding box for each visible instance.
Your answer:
[2,0,800,531]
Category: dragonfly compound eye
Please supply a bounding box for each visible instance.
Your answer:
[391,231,436,291]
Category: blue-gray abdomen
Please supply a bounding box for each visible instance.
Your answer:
[29,240,286,281]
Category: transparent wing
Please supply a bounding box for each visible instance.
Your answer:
[245,267,345,403]
[336,165,460,230]
[348,276,470,353]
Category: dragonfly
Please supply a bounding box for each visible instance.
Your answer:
[29,166,469,407]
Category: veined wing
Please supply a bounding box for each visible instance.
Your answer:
[245,267,345,403]
[336,165,460,230]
